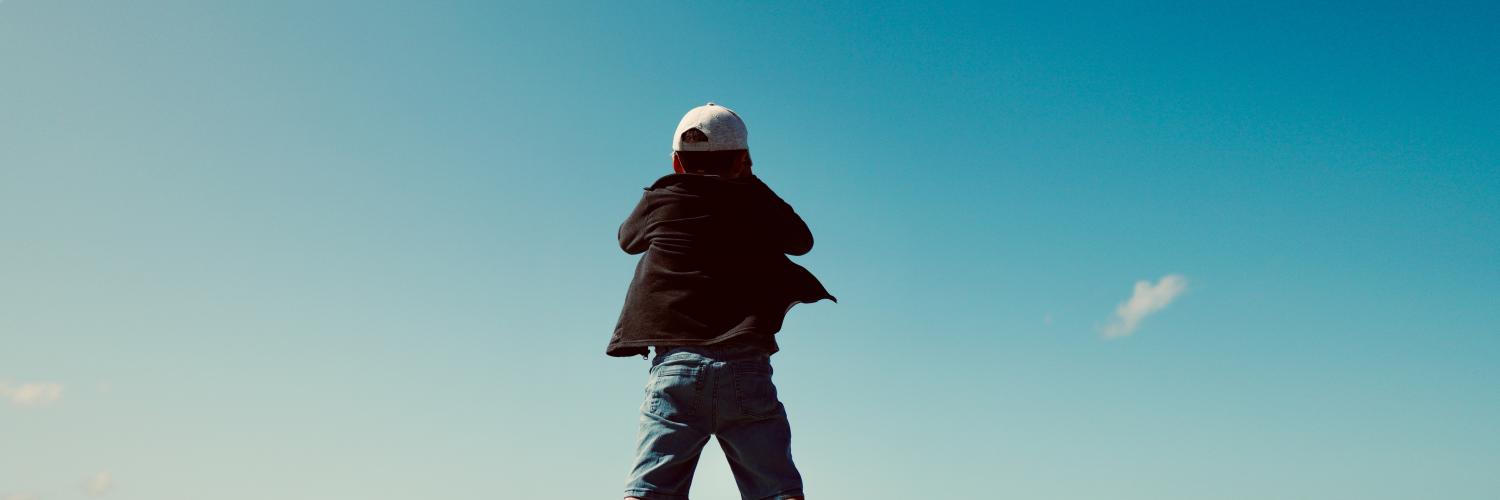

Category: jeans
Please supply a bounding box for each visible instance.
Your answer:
[623,342,804,500]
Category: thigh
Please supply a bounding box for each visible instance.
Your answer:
[714,359,804,499]
[625,361,711,498]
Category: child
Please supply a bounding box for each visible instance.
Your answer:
[609,103,835,500]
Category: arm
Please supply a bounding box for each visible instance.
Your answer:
[770,195,813,256]
[745,176,814,256]
[618,191,654,255]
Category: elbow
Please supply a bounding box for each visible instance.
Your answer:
[785,235,813,256]
[620,236,648,255]
[618,225,644,254]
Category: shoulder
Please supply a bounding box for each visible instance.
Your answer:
[647,173,704,191]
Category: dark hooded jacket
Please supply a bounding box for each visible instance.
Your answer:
[606,173,836,358]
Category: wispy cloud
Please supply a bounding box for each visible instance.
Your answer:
[1102,274,1187,338]
[0,381,64,407]
[84,470,112,496]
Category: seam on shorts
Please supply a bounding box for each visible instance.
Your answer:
[755,487,806,500]
[623,488,690,500]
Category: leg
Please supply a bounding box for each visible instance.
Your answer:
[624,411,709,499]
[624,360,711,500]
[717,414,805,500]
[716,358,805,500]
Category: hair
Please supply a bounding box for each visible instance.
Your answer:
[675,149,749,176]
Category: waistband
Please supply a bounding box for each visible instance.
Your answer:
[653,342,770,363]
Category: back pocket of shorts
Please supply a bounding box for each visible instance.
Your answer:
[647,367,699,419]
[732,365,783,418]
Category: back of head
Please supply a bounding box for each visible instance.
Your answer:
[672,102,750,177]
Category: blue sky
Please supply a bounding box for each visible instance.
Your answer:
[2,1,1497,499]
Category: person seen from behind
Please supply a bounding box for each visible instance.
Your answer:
[609,102,836,500]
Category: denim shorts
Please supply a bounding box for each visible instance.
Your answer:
[623,342,804,500]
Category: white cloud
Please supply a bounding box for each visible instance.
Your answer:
[1102,274,1187,338]
[0,381,64,407]
[84,470,112,496]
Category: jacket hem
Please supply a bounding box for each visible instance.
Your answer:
[610,326,766,350]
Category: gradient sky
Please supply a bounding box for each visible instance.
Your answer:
[2,2,1497,499]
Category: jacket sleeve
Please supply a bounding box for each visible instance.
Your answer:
[773,198,814,256]
[748,177,814,256]
[618,190,655,255]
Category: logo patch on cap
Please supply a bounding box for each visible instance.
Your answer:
[679,127,709,144]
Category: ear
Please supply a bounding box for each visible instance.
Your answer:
[735,151,754,177]
[671,152,685,174]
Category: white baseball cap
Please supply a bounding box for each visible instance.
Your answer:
[672,102,748,152]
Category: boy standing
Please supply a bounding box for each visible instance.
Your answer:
[609,103,835,500]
